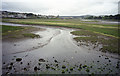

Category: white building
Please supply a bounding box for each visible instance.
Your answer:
[17,14,27,18]
[7,15,14,18]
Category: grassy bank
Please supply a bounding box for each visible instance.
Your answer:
[71,30,119,54]
[2,25,42,39]
[2,19,119,38]
[2,25,24,33]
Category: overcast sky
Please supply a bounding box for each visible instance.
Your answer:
[2,0,119,16]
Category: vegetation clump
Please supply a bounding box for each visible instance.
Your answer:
[86,69,90,72]
[46,64,50,69]
[61,70,65,73]
[83,65,87,68]
[23,33,40,38]
[70,67,73,71]
[62,65,66,69]
[71,30,119,54]
[2,25,24,33]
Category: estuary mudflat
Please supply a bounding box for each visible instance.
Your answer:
[2,23,120,74]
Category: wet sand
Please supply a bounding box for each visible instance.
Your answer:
[2,23,120,74]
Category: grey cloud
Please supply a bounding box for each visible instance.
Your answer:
[2,0,119,16]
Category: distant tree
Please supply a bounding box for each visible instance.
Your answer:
[26,13,34,17]
[56,15,59,18]
[84,14,120,20]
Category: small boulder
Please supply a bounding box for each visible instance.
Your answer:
[39,59,45,62]
[54,60,58,63]
[34,66,38,71]
[16,58,22,62]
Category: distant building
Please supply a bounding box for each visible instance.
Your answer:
[17,14,27,18]
[1,11,59,19]
[7,15,14,18]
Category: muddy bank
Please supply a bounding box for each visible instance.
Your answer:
[2,23,120,75]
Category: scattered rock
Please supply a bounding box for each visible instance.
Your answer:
[16,58,22,62]
[105,57,109,59]
[79,64,82,68]
[70,67,73,71]
[34,66,38,71]
[8,66,12,70]
[116,64,119,68]
[37,68,40,70]
[10,62,13,65]
[46,64,50,69]
[24,68,27,71]
[83,65,87,68]
[3,62,5,64]
[62,70,65,73]
[6,72,10,74]
[86,69,90,72]
[55,64,58,67]
[62,65,66,69]
[28,63,29,65]
[54,60,58,63]
[39,59,45,62]
[90,66,92,68]
[51,67,56,70]
[97,61,99,62]
[20,62,23,64]
[38,63,41,65]
[14,68,16,70]
[109,60,111,62]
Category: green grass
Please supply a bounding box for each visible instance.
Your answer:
[2,25,41,39]
[2,19,119,38]
[22,33,40,38]
[71,30,119,54]
[2,25,24,33]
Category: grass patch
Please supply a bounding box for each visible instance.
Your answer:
[22,33,40,38]
[71,30,119,54]
[2,19,119,37]
[2,25,42,39]
[2,25,24,33]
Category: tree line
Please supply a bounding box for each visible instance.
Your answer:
[85,14,120,20]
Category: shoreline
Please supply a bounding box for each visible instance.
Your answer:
[1,21,119,39]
